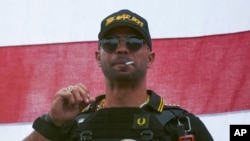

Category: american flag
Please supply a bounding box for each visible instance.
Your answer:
[0,1,250,140]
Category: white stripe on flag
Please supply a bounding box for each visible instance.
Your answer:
[0,0,250,46]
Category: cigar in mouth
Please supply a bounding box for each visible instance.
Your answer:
[125,61,134,65]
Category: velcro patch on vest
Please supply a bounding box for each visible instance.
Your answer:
[132,114,150,129]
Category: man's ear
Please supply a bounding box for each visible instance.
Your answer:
[95,50,101,67]
[147,51,155,68]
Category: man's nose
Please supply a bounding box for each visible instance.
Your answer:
[116,40,129,53]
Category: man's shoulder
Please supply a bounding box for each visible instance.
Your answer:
[163,104,187,113]
[147,90,194,115]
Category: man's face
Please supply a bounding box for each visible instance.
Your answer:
[96,27,154,83]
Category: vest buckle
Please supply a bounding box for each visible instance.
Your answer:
[80,130,92,141]
[140,130,153,141]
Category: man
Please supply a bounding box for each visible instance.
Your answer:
[24,9,213,141]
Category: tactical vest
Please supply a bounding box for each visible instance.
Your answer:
[68,107,185,141]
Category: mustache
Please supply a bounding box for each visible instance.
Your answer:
[110,55,132,65]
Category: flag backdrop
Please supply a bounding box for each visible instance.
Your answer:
[0,1,250,140]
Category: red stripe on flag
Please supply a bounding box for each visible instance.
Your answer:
[0,31,250,123]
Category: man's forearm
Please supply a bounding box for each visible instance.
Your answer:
[23,130,50,141]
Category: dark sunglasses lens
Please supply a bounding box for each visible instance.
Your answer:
[100,36,144,53]
[126,37,144,51]
[100,38,119,53]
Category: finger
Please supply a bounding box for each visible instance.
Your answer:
[71,87,84,103]
[61,87,76,105]
[88,97,96,103]
[76,83,90,94]
[74,83,90,103]
[63,85,84,105]
[52,88,75,108]
[63,84,94,109]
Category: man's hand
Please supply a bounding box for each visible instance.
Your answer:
[48,83,95,126]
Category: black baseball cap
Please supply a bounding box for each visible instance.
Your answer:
[98,9,152,49]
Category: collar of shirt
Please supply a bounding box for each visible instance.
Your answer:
[83,90,165,113]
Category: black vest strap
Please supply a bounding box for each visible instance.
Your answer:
[156,108,184,125]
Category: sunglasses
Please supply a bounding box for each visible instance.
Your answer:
[99,35,145,53]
